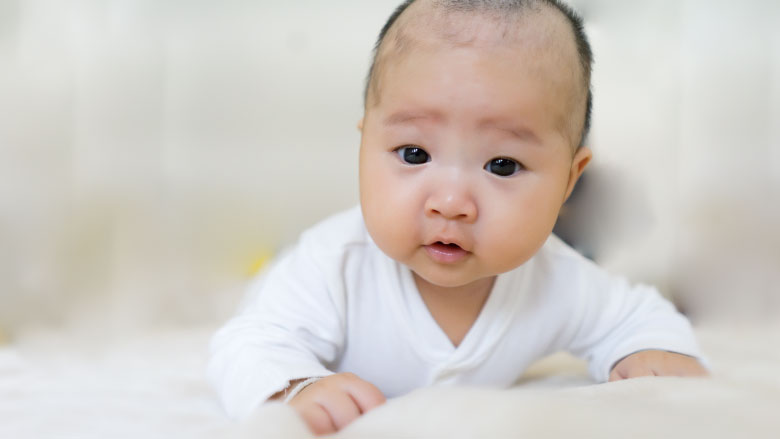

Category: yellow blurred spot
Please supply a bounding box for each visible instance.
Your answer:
[247,249,274,276]
[0,329,8,346]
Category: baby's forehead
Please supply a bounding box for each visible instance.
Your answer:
[386,2,577,63]
[374,3,583,104]
[378,6,582,100]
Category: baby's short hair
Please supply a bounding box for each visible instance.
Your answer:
[364,0,594,148]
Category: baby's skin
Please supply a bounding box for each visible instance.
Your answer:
[273,1,708,435]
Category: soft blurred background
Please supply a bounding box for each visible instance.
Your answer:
[1,0,778,341]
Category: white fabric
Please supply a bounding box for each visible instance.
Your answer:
[208,206,702,419]
[2,324,778,439]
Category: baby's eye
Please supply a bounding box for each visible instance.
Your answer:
[396,146,430,165]
[484,158,522,177]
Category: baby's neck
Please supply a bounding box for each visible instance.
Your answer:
[413,274,496,347]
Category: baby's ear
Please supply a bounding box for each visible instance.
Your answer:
[564,146,592,202]
[357,118,364,132]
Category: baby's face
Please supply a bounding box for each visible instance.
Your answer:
[359,21,590,289]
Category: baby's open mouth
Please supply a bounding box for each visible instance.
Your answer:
[425,241,468,264]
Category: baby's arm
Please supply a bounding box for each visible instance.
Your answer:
[270,373,385,435]
[209,234,348,419]
[608,350,708,381]
[208,223,389,434]
[560,259,706,382]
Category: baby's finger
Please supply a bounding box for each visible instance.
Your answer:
[298,402,336,436]
[316,390,362,431]
[626,365,655,379]
[343,376,386,413]
[680,363,709,377]
[658,356,709,377]
[608,367,625,382]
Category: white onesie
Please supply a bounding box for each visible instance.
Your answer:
[208,206,701,419]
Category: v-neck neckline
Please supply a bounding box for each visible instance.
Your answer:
[397,264,513,365]
[412,273,495,349]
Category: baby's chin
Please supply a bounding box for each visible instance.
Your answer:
[410,266,495,290]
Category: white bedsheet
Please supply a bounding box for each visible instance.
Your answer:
[1,324,778,438]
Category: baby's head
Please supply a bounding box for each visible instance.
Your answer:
[358,0,594,288]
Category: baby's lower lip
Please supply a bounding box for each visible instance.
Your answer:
[424,242,468,264]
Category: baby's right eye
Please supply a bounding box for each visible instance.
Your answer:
[395,146,430,165]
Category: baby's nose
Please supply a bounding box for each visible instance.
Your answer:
[424,183,477,223]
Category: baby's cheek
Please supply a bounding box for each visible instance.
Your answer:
[481,217,549,271]
[363,198,416,262]
[489,239,536,273]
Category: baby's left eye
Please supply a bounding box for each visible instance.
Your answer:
[484,158,522,177]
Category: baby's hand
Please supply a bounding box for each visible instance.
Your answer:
[609,350,709,382]
[287,373,386,435]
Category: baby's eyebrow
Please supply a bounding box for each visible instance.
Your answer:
[383,110,444,126]
[382,110,541,145]
[479,120,541,145]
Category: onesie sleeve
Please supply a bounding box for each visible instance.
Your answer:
[207,231,345,420]
[563,259,703,383]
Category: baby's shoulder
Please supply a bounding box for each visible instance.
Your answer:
[532,234,609,282]
[533,234,635,296]
[538,234,593,266]
[297,205,371,254]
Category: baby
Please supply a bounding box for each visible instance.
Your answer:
[209,0,707,434]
